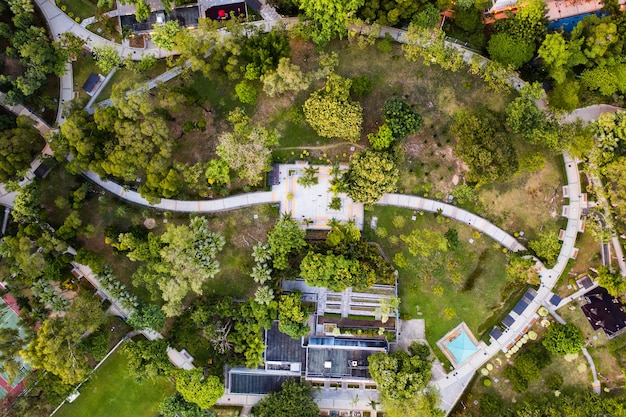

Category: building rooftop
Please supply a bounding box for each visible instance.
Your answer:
[581,287,626,337]
[265,321,306,364]
[305,347,376,379]
[229,371,294,395]
[119,4,200,33]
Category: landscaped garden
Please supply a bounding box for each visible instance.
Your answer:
[54,340,175,417]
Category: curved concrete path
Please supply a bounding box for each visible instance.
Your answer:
[377,194,525,252]
[432,152,583,413]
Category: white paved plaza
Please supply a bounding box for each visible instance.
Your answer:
[271,162,364,230]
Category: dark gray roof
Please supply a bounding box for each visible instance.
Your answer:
[305,347,375,379]
[502,314,515,327]
[513,298,529,315]
[229,372,293,394]
[489,327,503,341]
[549,293,562,307]
[82,73,100,93]
[522,288,537,303]
[265,321,305,363]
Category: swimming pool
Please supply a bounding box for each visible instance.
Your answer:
[445,331,479,365]
[547,11,608,33]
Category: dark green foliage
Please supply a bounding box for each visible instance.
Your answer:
[0,117,41,182]
[328,196,342,210]
[350,75,373,97]
[502,343,551,392]
[542,323,584,355]
[300,251,377,291]
[382,98,423,140]
[546,373,563,390]
[359,0,425,26]
[412,3,441,29]
[240,28,291,80]
[479,392,503,415]
[253,379,319,417]
[444,228,461,250]
[75,249,106,275]
[78,330,109,361]
[122,338,173,380]
[369,341,433,400]
[454,8,482,33]
[267,217,306,270]
[128,303,166,332]
[451,109,518,185]
[159,393,206,417]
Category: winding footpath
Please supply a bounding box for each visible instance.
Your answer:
[0,4,613,414]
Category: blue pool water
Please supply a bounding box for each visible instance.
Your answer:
[547,11,608,33]
[446,332,479,365]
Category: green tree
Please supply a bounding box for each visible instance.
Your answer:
[235,80,259,105]
[538,33,571,84]
[278,291,310,338]
[382,98,422,140]
[297,165,319,188]
[0,116,40,182]
[122,338,173,379]
[529,230,561,267]
[217,108,279,185]
[506,255,540,285]
[369,341,433,400]
[261,57,311,97]
[92,45,121,73]
[597,266,626,297]
[252,379,319,417]
[151,21,184,51]
[0,328,28,384]
[303,74,363,142]
[267,217,306,270]
[542,323,584,355]
[175,369,224,409]
[22,293,106,385]
[401,229,448,258]
[451,109,518,184]
[128,303,166,331]
[487,33,534,70]
[204,159,230,187]
[368,123,395,150]
[159,392,205,417]
[345,150,398,205]
[298,0,365,46]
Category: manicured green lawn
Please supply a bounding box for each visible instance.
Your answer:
[58,0,97,20]
[364,206,513,355]
[55,343,174,417]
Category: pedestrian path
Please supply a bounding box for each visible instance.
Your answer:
[432,152,583,413]
[377,194,525,252]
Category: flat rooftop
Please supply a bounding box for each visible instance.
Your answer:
[229,371,294,395]
[265,321,306,363]
[306,347,376,379]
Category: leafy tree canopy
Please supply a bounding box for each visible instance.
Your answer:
[252,379,319,417]
[175,369,224,409]
[345,149,398,205]
[542,323,584,355]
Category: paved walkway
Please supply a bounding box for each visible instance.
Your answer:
[377,194,525,252]
[432,152,583,413]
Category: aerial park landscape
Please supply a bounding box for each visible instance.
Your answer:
[0,0,626,416]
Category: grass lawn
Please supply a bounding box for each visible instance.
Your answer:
[57,0,97,20]
[465,331,590,407]
[364,206,513,356]
[558,304,624,388]
[72,53,101,102]
[54,341,174,417]
[477,152,567,241]
[96,60,170,102]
